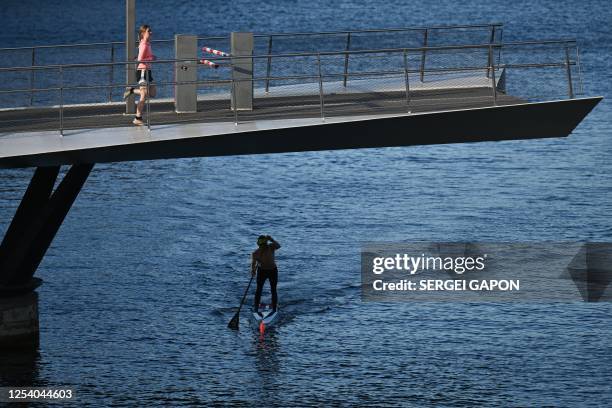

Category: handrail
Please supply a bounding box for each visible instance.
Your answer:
[0,61,577,97]
[251,23,504,38]
[0,23,504,53]
[0,40,578,73]
[0,65,580,118]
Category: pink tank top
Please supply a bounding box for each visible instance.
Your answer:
[137,41,154,70]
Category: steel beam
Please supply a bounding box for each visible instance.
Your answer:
[0,164,93,288]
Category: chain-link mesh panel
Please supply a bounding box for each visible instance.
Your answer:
[0,88,60,134]
[323,72,409,118]
[420,47,492,80]
[251,25,501,56]
[234,78,315,123]
[426,26,501,47]
[0,69,32,108]
[0,48,36,68]
[255,54,320,93]
[501,42,570,67]
[194,80,234,124]
[318,51,407,118]
[502,66,572,102]
[257,33,353,55]
[499,42,580,102]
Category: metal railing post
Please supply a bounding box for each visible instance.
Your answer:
[420,28,428,82]
[265,35,273,93]
[497,28,503,69]
[565,45,574,99]
[489,45,497,106]
[486,25,496,78]
[30,48,35,106]
[59,66,64,136]
[108,44,115,102]
[231,59,238,125]
[403,49,411,112]
[343,32,351,87]
[317,53,324,120]
[575,44,584,95]
[146,73,151,131]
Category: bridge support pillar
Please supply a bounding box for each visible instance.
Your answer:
[0,291,39,349]
[0,164,93,348]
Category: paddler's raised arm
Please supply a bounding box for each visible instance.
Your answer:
[251,252,257,275]
[267,235,281,250]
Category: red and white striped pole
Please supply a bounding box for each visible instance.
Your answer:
[202,47,231,57]
[200,59,219,69]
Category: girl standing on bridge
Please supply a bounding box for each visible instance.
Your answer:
[123,25,156,126]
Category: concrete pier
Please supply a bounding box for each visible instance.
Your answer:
[0,291,40,349]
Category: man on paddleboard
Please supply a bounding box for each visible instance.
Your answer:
[252,235,281,314]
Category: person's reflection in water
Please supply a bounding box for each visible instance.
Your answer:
[252,329,281,402]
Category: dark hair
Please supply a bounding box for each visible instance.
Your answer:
[257,235,267,246]
[138,25,151,40]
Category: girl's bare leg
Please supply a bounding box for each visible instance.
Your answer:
[135,86,148,117]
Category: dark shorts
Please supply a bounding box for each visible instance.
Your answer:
[254,266,278,309]
[135,69,154,85]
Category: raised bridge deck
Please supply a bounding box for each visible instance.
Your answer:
[0,27,601,168]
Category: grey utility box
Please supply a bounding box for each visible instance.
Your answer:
[231,32,253,111]
[175,34,198,113]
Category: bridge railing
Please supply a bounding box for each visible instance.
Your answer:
[0,23,503,107]
[0,39,583,136]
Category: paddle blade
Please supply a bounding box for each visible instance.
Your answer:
[227,312,240,330]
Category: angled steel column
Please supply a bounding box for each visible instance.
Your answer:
[0,164,94,288]
[0,167,59,285]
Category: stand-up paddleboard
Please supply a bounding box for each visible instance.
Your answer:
[252,304,279,332]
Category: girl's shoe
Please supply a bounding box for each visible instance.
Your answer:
[123,87,134,100]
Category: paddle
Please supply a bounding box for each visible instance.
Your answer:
[228,273,255,330]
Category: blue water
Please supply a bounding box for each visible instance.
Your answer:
[1,1,612,406]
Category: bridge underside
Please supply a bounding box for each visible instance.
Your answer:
[0,95,602,169]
